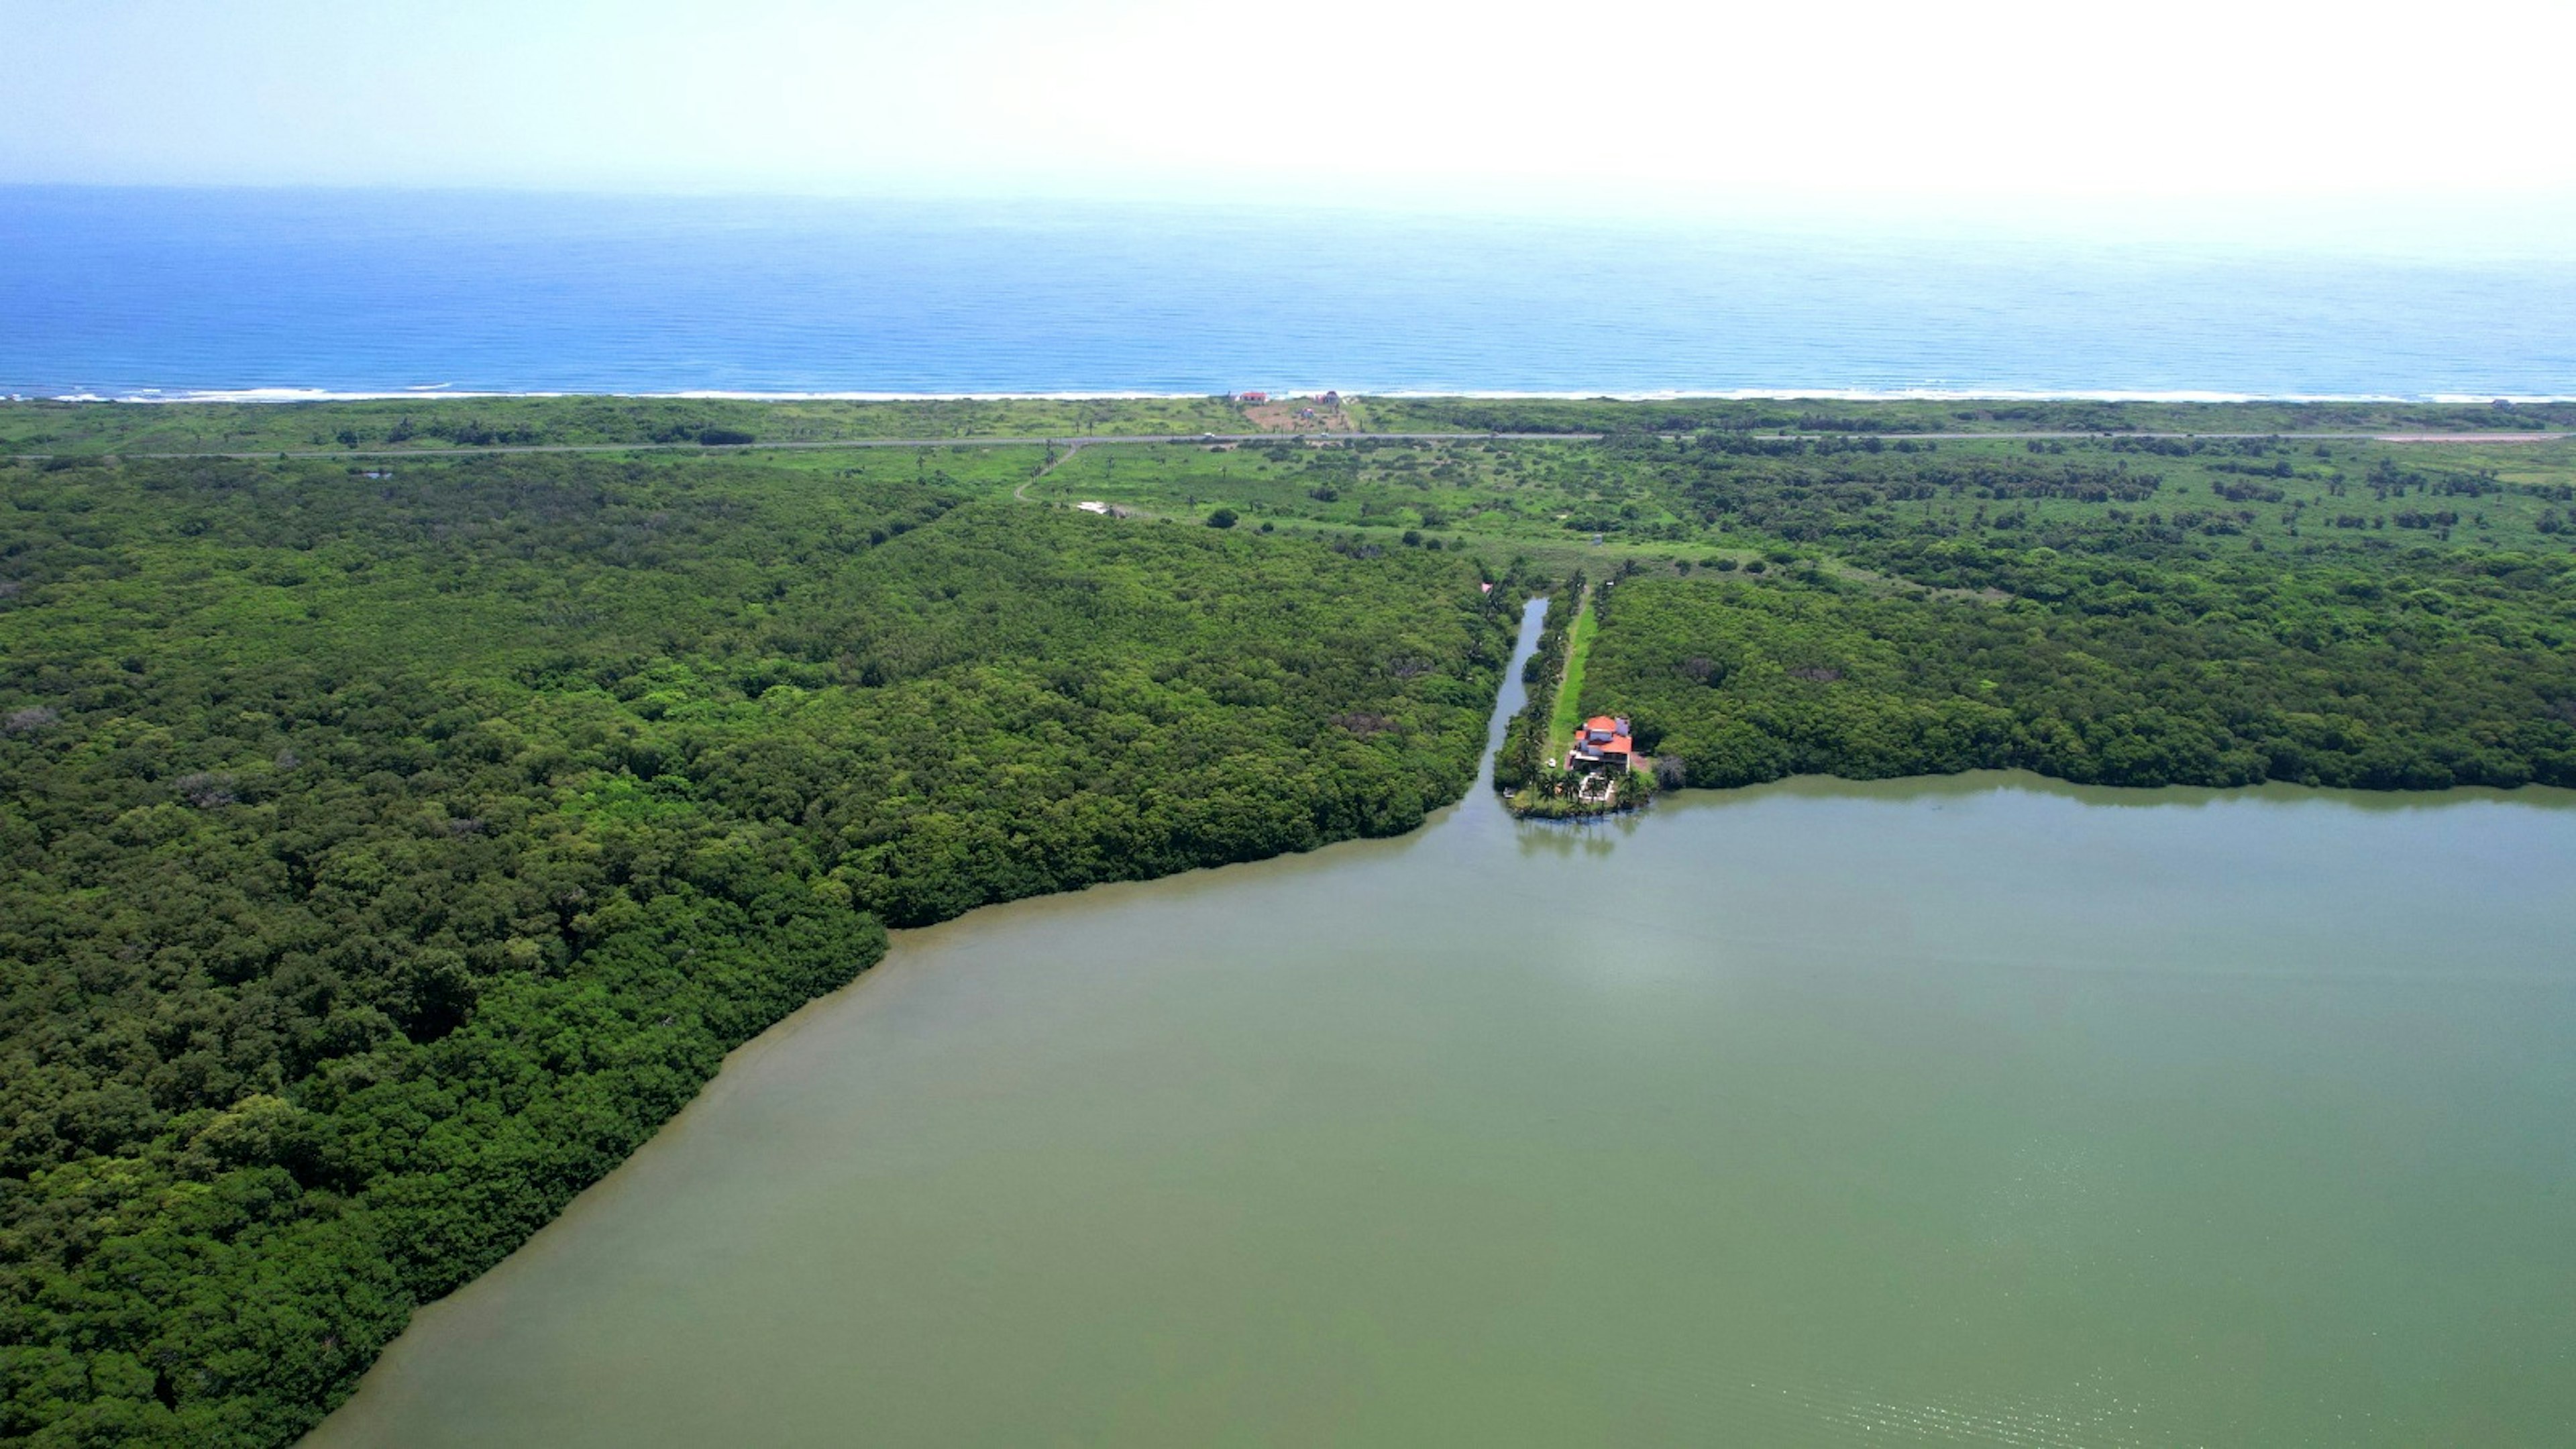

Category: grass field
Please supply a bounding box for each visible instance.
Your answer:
[1545,590,1597,759]
[0,394,1252,455]
[7,393,2573,460]
[1018,434,2576,580]
[21,399,2569,593]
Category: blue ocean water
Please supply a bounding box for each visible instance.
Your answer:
[4,186,2573,399]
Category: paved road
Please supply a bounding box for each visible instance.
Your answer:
[7,429,2567,461]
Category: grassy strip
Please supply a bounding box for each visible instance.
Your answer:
[0,395,1254,457]
[12,395,2576,459]
[1360,395,2576,437]
[1545,589,1597,759]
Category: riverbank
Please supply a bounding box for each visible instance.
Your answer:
[303,757,2576,1448]
[0,453,1530,1445]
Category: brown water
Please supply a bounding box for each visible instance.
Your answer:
[310,602,2576,1446]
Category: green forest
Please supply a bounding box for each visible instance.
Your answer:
[1561,432,2576,790]
[1472,427,2576,802]
[0,444,1518,1445]
[1012,421,2576,791]
[4,397,2575,1445]
[1585,555,2576,791]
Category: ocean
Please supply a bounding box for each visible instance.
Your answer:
[5,186,2573,400]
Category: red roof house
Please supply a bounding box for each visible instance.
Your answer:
[1566,715,1635,773]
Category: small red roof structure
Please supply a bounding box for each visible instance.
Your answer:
[1566,716,1636,772]
[1237,390,1269,403]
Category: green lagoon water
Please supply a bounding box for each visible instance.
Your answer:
[310,604,2576,1447]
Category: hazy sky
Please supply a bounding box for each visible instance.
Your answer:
[8,0,2575,226]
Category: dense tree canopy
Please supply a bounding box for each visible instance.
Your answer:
[1573,455,2576,790]
[0,450,1516,1445]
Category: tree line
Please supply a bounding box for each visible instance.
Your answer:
[0,451,1522,1445]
